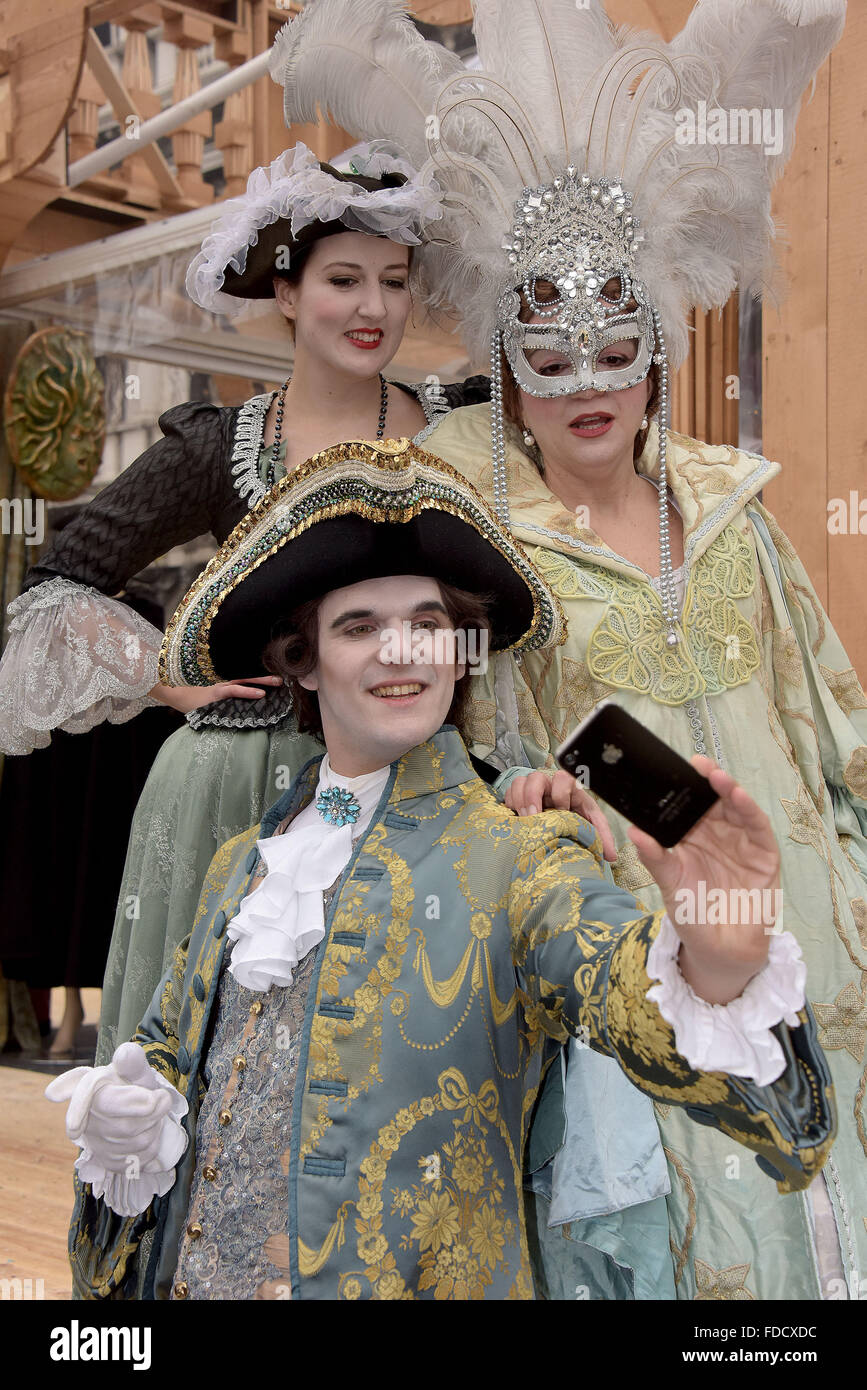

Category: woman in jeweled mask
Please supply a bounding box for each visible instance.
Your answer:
[277,0,864,1301]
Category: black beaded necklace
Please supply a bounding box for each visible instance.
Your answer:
[267,374,389,488]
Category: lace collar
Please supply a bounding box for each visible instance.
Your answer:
[230,382,453,509]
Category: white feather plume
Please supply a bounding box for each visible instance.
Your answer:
[271,0,847,367]
[270,0,463,167]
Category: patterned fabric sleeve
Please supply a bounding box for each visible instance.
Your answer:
[0,402,236,753]
[68,936,190,1300]
[509,815,836,1194]
[748,501,867,878]
[23,401,235,594]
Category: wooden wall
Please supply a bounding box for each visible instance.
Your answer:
[762,5,867,681]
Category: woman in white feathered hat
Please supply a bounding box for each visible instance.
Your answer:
[274,0,865,1302]
[0,136,492,1062]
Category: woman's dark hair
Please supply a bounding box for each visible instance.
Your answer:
[273,238,415,343]
[500,278,658,464]
[262,579,492,740]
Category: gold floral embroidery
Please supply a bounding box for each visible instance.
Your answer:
[662,1145,697,1287]
[787,579,825,654]
[341,1069,526,1300]
[772,629,805,691]
[852,900,867,953]
[813,983,867,1062]
[820,666,867,717]
[530,527,760,706]
[694,1259,755,1300]
[550,657,607,739]
[516,684,552,752]
[527,546,611,602]
[781,785,828,856]
[588,582,706,704]
[843,747,867,801]
[611,838,656,896]
[461,686,497,750]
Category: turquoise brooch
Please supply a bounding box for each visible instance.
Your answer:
[315,786,361,827]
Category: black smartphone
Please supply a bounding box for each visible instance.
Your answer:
[556,701,719,847]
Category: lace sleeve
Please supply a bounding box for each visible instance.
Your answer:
[0,578,164,755]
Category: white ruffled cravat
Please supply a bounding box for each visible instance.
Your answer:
[227,756,390,992]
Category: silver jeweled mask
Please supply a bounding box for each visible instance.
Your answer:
[498,170,656,398]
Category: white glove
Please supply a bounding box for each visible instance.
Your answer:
[45,1041,189,1217]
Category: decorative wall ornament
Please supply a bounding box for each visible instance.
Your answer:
[4,326,105,501]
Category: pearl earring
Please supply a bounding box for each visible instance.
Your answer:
[641,414,649,430]
[522,427,536,449]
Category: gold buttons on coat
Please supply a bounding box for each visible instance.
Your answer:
[250,1000,263,1016]
[219,1109,233,1126]
[186,1222,202,1240]
[233,1055,247,1071]
[202,1164,218,1182]
[174,1282,189,1299]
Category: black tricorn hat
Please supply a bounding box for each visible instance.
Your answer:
[159,440,565,686]
[221,163,410,300]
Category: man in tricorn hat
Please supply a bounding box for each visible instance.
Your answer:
[49,441,832,1300]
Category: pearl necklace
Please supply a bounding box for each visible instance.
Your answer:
[266,373,390,489]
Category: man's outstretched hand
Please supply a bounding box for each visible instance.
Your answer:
[628,756,780,1005]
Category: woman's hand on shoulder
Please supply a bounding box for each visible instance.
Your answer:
[504,769,617,861]
[149,674,284,713]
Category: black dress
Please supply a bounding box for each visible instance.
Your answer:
[22,380,491,599]
[0,591,183,988]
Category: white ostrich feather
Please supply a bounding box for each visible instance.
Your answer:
[270,0,463,167]
[271,0,847,366]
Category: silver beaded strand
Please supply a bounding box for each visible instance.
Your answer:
[490,329,511,528]
[652,308,680,646]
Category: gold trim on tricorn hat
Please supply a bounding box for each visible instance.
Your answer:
[159,439,565,687]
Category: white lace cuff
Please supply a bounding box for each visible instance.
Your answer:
[0,578,162,755]
[646,915,806,1086]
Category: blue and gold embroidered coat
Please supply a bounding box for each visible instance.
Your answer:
[69,730,834,1300]
[422,404,867,1298]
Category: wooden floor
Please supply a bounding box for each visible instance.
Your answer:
[0,1067,76,1298]
[0,987,101,1300]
